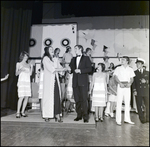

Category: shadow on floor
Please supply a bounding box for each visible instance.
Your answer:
[1,108,16,117]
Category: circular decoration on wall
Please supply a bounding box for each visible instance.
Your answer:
[29,38,36,47]
[61,38,70,47]
[44,38,52,46]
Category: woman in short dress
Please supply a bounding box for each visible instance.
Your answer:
[15,51,33,118]
[91,63,108,122]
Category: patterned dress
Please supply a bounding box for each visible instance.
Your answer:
[92,72,107,107]
[17,63,31,98]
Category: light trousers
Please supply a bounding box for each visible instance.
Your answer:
[116,85,131,123]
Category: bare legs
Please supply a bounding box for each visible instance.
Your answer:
[95,107,104,122]
[21,97,28,114]
[110,102,116,117]
[16,97,24,114]
[16,96,28,117]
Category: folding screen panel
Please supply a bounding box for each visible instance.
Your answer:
[41,23,77,57]
[29,23,77,57]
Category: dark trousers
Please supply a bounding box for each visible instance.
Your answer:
[73,86,89,120]
[136,96,149,122]
[54,77,61,115]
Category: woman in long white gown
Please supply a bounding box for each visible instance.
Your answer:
[41,46,66,122]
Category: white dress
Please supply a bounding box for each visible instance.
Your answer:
[66,73,73,99]
[92,72,107,107]
[38,69,44,99]
[17,63,31,98]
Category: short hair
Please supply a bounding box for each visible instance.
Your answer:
[143,65,146,70]
[85,47,92,53]
[122,56,130,64]
[54,48,60,55]
[65,46,71,53]
[97,63,105,72]
[74,45,84,53]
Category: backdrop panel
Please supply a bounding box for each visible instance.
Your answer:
[41,23,77,57]
[78,28,149,70]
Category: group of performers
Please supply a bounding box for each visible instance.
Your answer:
[15,45,149,125]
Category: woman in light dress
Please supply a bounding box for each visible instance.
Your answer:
[41,46,66,122]
[15,51,33,118]
[90,63,108,122]
[62,46,73,87]
[62,46,74,110]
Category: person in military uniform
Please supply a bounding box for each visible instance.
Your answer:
[132,58,149,123]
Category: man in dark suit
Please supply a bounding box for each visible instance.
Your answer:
[68,45,92,123]
[132,58,149,123]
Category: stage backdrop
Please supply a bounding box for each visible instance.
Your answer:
[78,28,149,70]
[29,23,77,58]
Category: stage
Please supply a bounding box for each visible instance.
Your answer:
[1,109,96,129]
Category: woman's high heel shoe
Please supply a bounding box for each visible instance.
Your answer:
[54,116,63,122]
[58,116,63,123]
[95,117,99,122]
[20,113,28,117]
[45,118,50,122]
[16,113,21,118]
[54,117,58,122]
[99,117,103,122]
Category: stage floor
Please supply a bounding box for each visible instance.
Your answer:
[1,109,96,129]
[1,110,149,146]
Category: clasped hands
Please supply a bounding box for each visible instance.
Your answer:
[62,66,71,72]
[74,69,81,74]
[119,82,131,88]
[62,67,81,74]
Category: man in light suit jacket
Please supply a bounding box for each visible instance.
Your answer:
[68,45,92,123]
[132,58,149,123]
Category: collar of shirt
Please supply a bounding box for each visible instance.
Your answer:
[139,69,143,73]
[76,55,82,68]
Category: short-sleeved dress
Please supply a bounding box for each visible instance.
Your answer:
[92,72,107,107]
[17,63,31,98]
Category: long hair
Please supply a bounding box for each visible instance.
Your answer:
[109,62,115,70]
[41,46,53,70]
[19,51,29,63]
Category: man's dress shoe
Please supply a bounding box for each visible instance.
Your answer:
[74,117,82,121]
[84,119,89,123]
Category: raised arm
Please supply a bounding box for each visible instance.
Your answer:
[15,63,23,76]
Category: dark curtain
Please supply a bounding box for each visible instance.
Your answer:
[1,3,32,110]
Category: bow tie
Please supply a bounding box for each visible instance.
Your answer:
[76,55,81,57]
